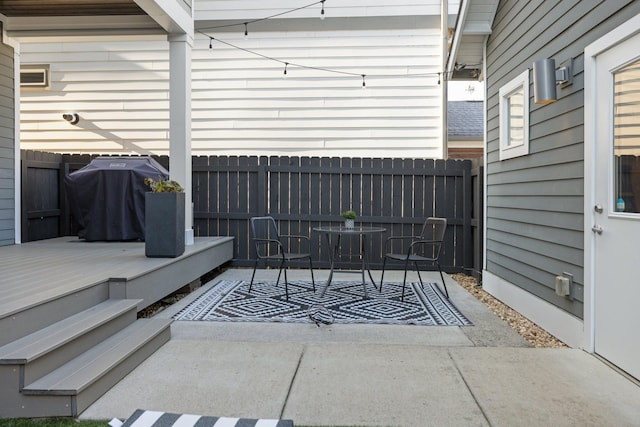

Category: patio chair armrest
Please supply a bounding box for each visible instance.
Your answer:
[385,235,420,242]
[253,237,287,260]
[407,239,443,255]
[384,235,421,251]
[253,237,284,249]
[280,234,311,251]
[409,238,442,246]
[280,234,310,241]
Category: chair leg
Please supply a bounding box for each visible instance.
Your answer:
[415,262,424,288]
[275,259,285,287]
[283,266,289,300]
[401,258,411,301]
[380,257,387,293]
[308,257,316,292]
[249,259,259,293]
[436,261,449,298]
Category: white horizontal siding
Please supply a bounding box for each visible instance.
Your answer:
[20,15,443,157]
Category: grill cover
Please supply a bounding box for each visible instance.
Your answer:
[65,157,169,241]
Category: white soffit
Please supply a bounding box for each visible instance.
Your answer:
[1,0,193,39]
[448,0,499,79]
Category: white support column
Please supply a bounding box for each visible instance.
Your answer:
[441,0,448,160]
[168,32,194,245]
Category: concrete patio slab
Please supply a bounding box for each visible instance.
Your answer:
[80,269,640,426]
[166,321,475,347]
[80,340,302,420]
[283,344,488,427]
[449,347,640,427]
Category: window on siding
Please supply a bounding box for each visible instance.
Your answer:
[20,65,50,89]
[499,70,529,160]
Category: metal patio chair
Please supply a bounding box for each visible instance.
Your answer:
[379,217,449,301]
[249,216,315,299]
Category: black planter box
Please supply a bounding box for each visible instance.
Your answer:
[145,192,185,258]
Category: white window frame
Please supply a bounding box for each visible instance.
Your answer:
[499,70,530,160]
[20,64,50,90]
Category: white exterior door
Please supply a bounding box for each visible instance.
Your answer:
[592,31,640,380]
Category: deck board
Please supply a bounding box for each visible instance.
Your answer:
[0,237,234,318]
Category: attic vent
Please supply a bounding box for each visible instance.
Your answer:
[20,67,49,88]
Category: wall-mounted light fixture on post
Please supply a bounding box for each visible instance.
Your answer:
[532,58,573,104]
[62,112,80,125]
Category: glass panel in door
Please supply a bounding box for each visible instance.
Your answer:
[613,60,640,213]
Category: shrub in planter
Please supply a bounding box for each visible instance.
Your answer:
[341,210,357,229]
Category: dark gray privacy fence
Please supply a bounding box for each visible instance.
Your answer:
[21,151,482,274]
[193,156,477,272]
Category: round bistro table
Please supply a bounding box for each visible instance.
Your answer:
[313,225,386,298]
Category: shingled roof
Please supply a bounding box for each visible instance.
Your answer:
[448,101,483,138]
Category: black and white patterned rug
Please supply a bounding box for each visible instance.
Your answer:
[173,280,472,326]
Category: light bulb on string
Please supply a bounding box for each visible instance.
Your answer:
[320,0,325,20]
[244,23,248,38]
[199,32,445,89]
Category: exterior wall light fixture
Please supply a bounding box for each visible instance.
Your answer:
[62,112,80,125]
[533,58,573,104]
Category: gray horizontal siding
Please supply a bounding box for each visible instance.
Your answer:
[485,0,640,319]
[0,40,14,247]
[488,206,583,232]
[486,255,582,313]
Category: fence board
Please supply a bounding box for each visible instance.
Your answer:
[21,151,63,242]
[193,156,209,236]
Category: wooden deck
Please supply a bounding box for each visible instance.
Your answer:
[0,236,234,319]
[0,236,234,418]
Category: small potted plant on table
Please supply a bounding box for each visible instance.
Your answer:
[144,176,185,258]
[341,210,357,229]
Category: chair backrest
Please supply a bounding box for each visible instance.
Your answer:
[250,216,281,258]
[419,217,447,258]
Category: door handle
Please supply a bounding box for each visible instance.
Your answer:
[592,225,603,234]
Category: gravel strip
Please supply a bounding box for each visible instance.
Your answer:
[452,273,567,348]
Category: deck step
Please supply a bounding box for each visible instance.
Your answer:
[0,299,141,364]
[0,281,110,347]
[0,299,141,387]
[23,318,172,415]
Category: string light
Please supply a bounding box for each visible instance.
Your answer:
[203,35,442,87]
[199,1,327,32]
[197,1,445,88]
